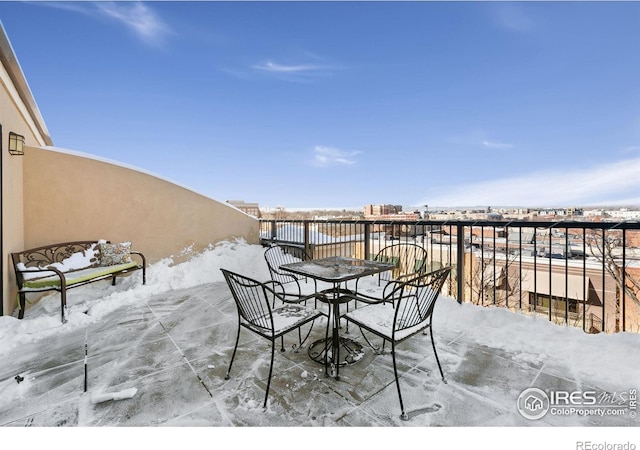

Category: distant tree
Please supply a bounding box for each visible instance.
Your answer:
[465,249,525,308]
[583,229,640,332]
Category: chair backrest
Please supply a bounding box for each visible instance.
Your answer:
[374,243,429,281]
[392,267,451,334]
[221,268,274,331]
[264,244,311,284]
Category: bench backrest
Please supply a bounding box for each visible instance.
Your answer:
[11,241,103,283]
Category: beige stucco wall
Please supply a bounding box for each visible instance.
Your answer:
[22,146,259,263]
[2,142,259,317]
[1,61,41,318]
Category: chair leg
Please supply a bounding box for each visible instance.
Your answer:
[332,301,341,379]
[323,304,332,377]
[429,324,446,383]
[391,341,408,421]
[344,301,350,333]
[356,326,380,353]
[263,339,276,409]
[18,293,26,319]
[225,323,241,380]
[296,320,315,351]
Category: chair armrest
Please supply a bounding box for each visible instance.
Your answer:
[275,270,303,285]
[345,277,406,305]
[264,280,317,304]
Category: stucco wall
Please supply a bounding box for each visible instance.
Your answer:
[1,62,41,317]
[22,147,259,262]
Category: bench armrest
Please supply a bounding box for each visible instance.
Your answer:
[15,265,67,290]
[129,250,146,267]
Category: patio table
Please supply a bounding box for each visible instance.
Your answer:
[280,256,395,380]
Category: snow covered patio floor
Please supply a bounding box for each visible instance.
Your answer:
[1,280,638,428]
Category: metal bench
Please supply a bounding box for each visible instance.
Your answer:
[12,240,146,323]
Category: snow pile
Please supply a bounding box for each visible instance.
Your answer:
[0,239,270,353]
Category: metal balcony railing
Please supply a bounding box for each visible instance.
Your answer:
[259,219,640,334]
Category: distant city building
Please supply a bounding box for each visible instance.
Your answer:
[226,200,262,218]
[363,204,404,216]
[363,204,418,221]
[603,209,640,220]
[537,207,583,217]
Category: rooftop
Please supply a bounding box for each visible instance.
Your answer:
[1,241,637,446]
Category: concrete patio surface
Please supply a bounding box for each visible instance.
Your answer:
[1,281,638,430]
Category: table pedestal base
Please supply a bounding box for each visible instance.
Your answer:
[308,337,365,373]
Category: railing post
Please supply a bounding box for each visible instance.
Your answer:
[364,221,371,259]
[270,220,277,241]
[303,221,311,258]
[456,223,464,304]
[622,229,626,332]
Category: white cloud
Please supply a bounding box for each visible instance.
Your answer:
[311,146,360,168]
[39,2,171,46]
[95,2,170,46]
[482,140,514,150]
[253,61,324,74]
[251,57,337,82]
[421,157,640,208]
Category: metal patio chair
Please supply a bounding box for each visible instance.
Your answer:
[221,268,323,409]
[352,243,430,305]
[374,242,429,282]
[264,244,317,296]
[344,266,452,420]
[264,243,333,312]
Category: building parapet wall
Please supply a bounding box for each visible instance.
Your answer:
[23,147,259,264]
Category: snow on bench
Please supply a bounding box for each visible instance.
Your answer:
[12,240,146,323]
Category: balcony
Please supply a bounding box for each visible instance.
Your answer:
[260,218,640,334]
[1,239,637,436]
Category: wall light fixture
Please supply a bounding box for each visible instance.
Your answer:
[8,132,24,155]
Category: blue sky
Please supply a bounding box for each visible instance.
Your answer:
[2,1,639,210]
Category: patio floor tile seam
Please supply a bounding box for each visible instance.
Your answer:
[162,329,217,398]
[1,396,80,427]
[86,331,170,358]
[446,380,520,416]
[440,330,467,346]
[145,301,233,339]
[86,356,199,397]
[531,362,626,395]
[0,365,87,426]
[162,396,232,427]
[151,300,226,378]
[530,362,578,389]
[4,351,86,385]
[163,319,232,341]
[193,288,232,308]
